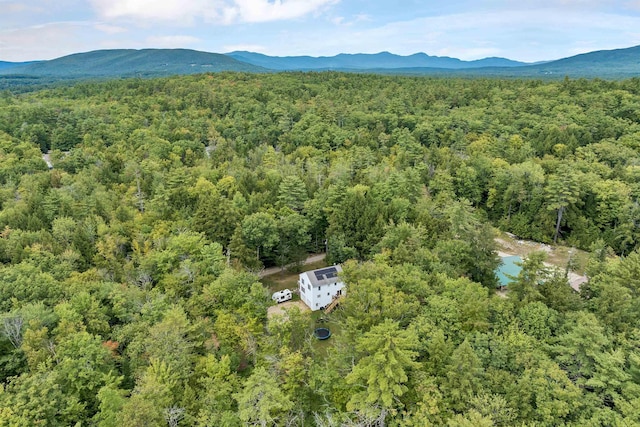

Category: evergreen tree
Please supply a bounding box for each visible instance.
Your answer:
[234,366,293,427]
[346,319,419,423]
[545,169,580,243]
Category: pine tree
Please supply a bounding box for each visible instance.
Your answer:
[234,366,293,427]
[545,170,580,243]
[277,175,308,212]
[346,319,419,424]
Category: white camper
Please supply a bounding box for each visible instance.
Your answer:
[272,289,293,303]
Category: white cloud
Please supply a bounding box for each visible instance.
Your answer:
[4,2,45,13]
[90,0,338,25]
[626,0,640,9]
[146,35,201,47]
[353,13,372,22]
[0,22,94,60]
[94,23,127,34]
[3,1,640,64]
[228,0,337,23]
[330,12,372,27]
[90,0,211,24]
[327,8,640,61]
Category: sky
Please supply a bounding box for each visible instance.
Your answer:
[2,0,640,63]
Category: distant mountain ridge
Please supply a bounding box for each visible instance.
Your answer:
[0,61,20,71]
[524,44,640,76]
[0,49,266,77]
[0,60,41,71]
[226,51,529,70]
[1,45,639,85]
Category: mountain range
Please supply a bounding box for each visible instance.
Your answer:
[225,51,529,70]
[1,45,639,86]
[0,49,265,77]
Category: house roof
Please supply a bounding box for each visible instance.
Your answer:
[303,265,343,287]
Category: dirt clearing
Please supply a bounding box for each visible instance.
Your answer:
[267,300,310,319]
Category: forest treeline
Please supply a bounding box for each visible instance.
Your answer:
[0,73,639,425]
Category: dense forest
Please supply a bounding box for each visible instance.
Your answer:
[0,72,640,425]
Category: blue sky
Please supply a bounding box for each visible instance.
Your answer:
[2,0,640,62]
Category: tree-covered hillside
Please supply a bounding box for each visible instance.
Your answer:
[0,49,266,78]
[0,73,640,425]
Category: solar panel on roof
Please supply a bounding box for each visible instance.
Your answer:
[314,267,338,281]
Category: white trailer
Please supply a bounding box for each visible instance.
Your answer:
[272,289,293,303]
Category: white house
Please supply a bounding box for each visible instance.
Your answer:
[298,265,345,311]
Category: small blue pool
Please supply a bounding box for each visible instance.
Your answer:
[496,256,522,287]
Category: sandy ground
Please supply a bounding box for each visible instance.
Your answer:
[495,236,588,291]
[495,237,553,255]
[267,300,310,319]
[566,272,588,292]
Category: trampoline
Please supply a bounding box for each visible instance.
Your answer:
[314,327,331,340]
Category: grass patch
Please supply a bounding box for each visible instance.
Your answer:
[310,310,344,355]
[260,259,329,293]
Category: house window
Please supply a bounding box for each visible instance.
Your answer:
[307,284,311,290]
[318,286,321,291]
[317,294,321,298]
[315,303,319,307]
[327,292,330,296]
[300,286,305,294]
